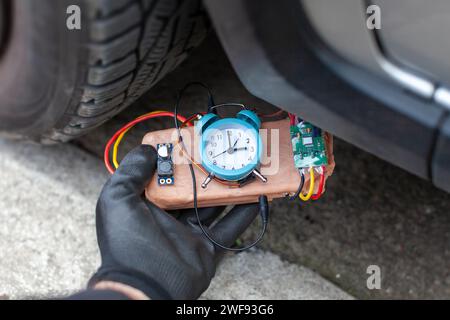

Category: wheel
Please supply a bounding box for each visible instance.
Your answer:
[0,0,208,143]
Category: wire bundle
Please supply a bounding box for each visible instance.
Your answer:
[288,166,325,201]
[103,111,191,174]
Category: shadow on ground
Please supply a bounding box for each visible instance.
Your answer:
[77,34,450,299]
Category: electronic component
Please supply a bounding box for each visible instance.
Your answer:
[157,143,174,185]
[290,120,328,168]
[288,114,328,201]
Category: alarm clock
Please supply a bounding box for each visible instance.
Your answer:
[196,109,267,188]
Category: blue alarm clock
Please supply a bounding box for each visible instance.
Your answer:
[196,109,267,188]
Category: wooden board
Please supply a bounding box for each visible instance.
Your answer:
[142,119,335,209]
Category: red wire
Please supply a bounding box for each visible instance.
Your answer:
[259,109,285,118]
[311,166,326,200]
[288,113,296,125]
[289,113,325,200]
[104,111,190,174]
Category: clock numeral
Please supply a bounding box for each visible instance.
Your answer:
[246,138,250,144]
[208,151,213,156]
[213,160,217,165]
[248,156,253,161]
[250,146,254,152]
[222,165,226,169]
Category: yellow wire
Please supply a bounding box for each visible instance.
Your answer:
[112,110,166,169]
[299,166,315,201]
[174,141,205,172]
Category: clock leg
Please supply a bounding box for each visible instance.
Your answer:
[201,173,215,189]
[253,169,268,183]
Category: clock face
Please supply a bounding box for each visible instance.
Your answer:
[204,123,258,171]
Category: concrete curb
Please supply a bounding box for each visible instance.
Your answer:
[0,138,352,299]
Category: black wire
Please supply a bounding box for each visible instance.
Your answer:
[174,82,214,132]
[175,83,268,251]
[207,103,247,111]
[187,159,268,252]
[289,169,305,200]
[176,117,268,251]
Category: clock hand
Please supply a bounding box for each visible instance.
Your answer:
[212,149,228,158]
[227,130,232,149]
[213,137,243,159]
[213,146,247,158]
[232,137,239,148]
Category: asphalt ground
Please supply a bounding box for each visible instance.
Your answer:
[0,137,351,300]
[0,32,446,300]
[77,34,450,299]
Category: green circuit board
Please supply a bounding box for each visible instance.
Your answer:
[290,121,328,168]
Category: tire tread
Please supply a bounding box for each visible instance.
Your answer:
[44,0,208,142]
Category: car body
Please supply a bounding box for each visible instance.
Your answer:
[0,0,448,193]
[204,0,450,193]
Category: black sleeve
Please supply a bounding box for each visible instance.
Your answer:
[64,289,131,300]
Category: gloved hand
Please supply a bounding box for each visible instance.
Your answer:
[89,145,259,300]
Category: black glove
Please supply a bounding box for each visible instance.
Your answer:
[89,145,259,300]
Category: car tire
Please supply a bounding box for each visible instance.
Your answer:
[0,0,208,143]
